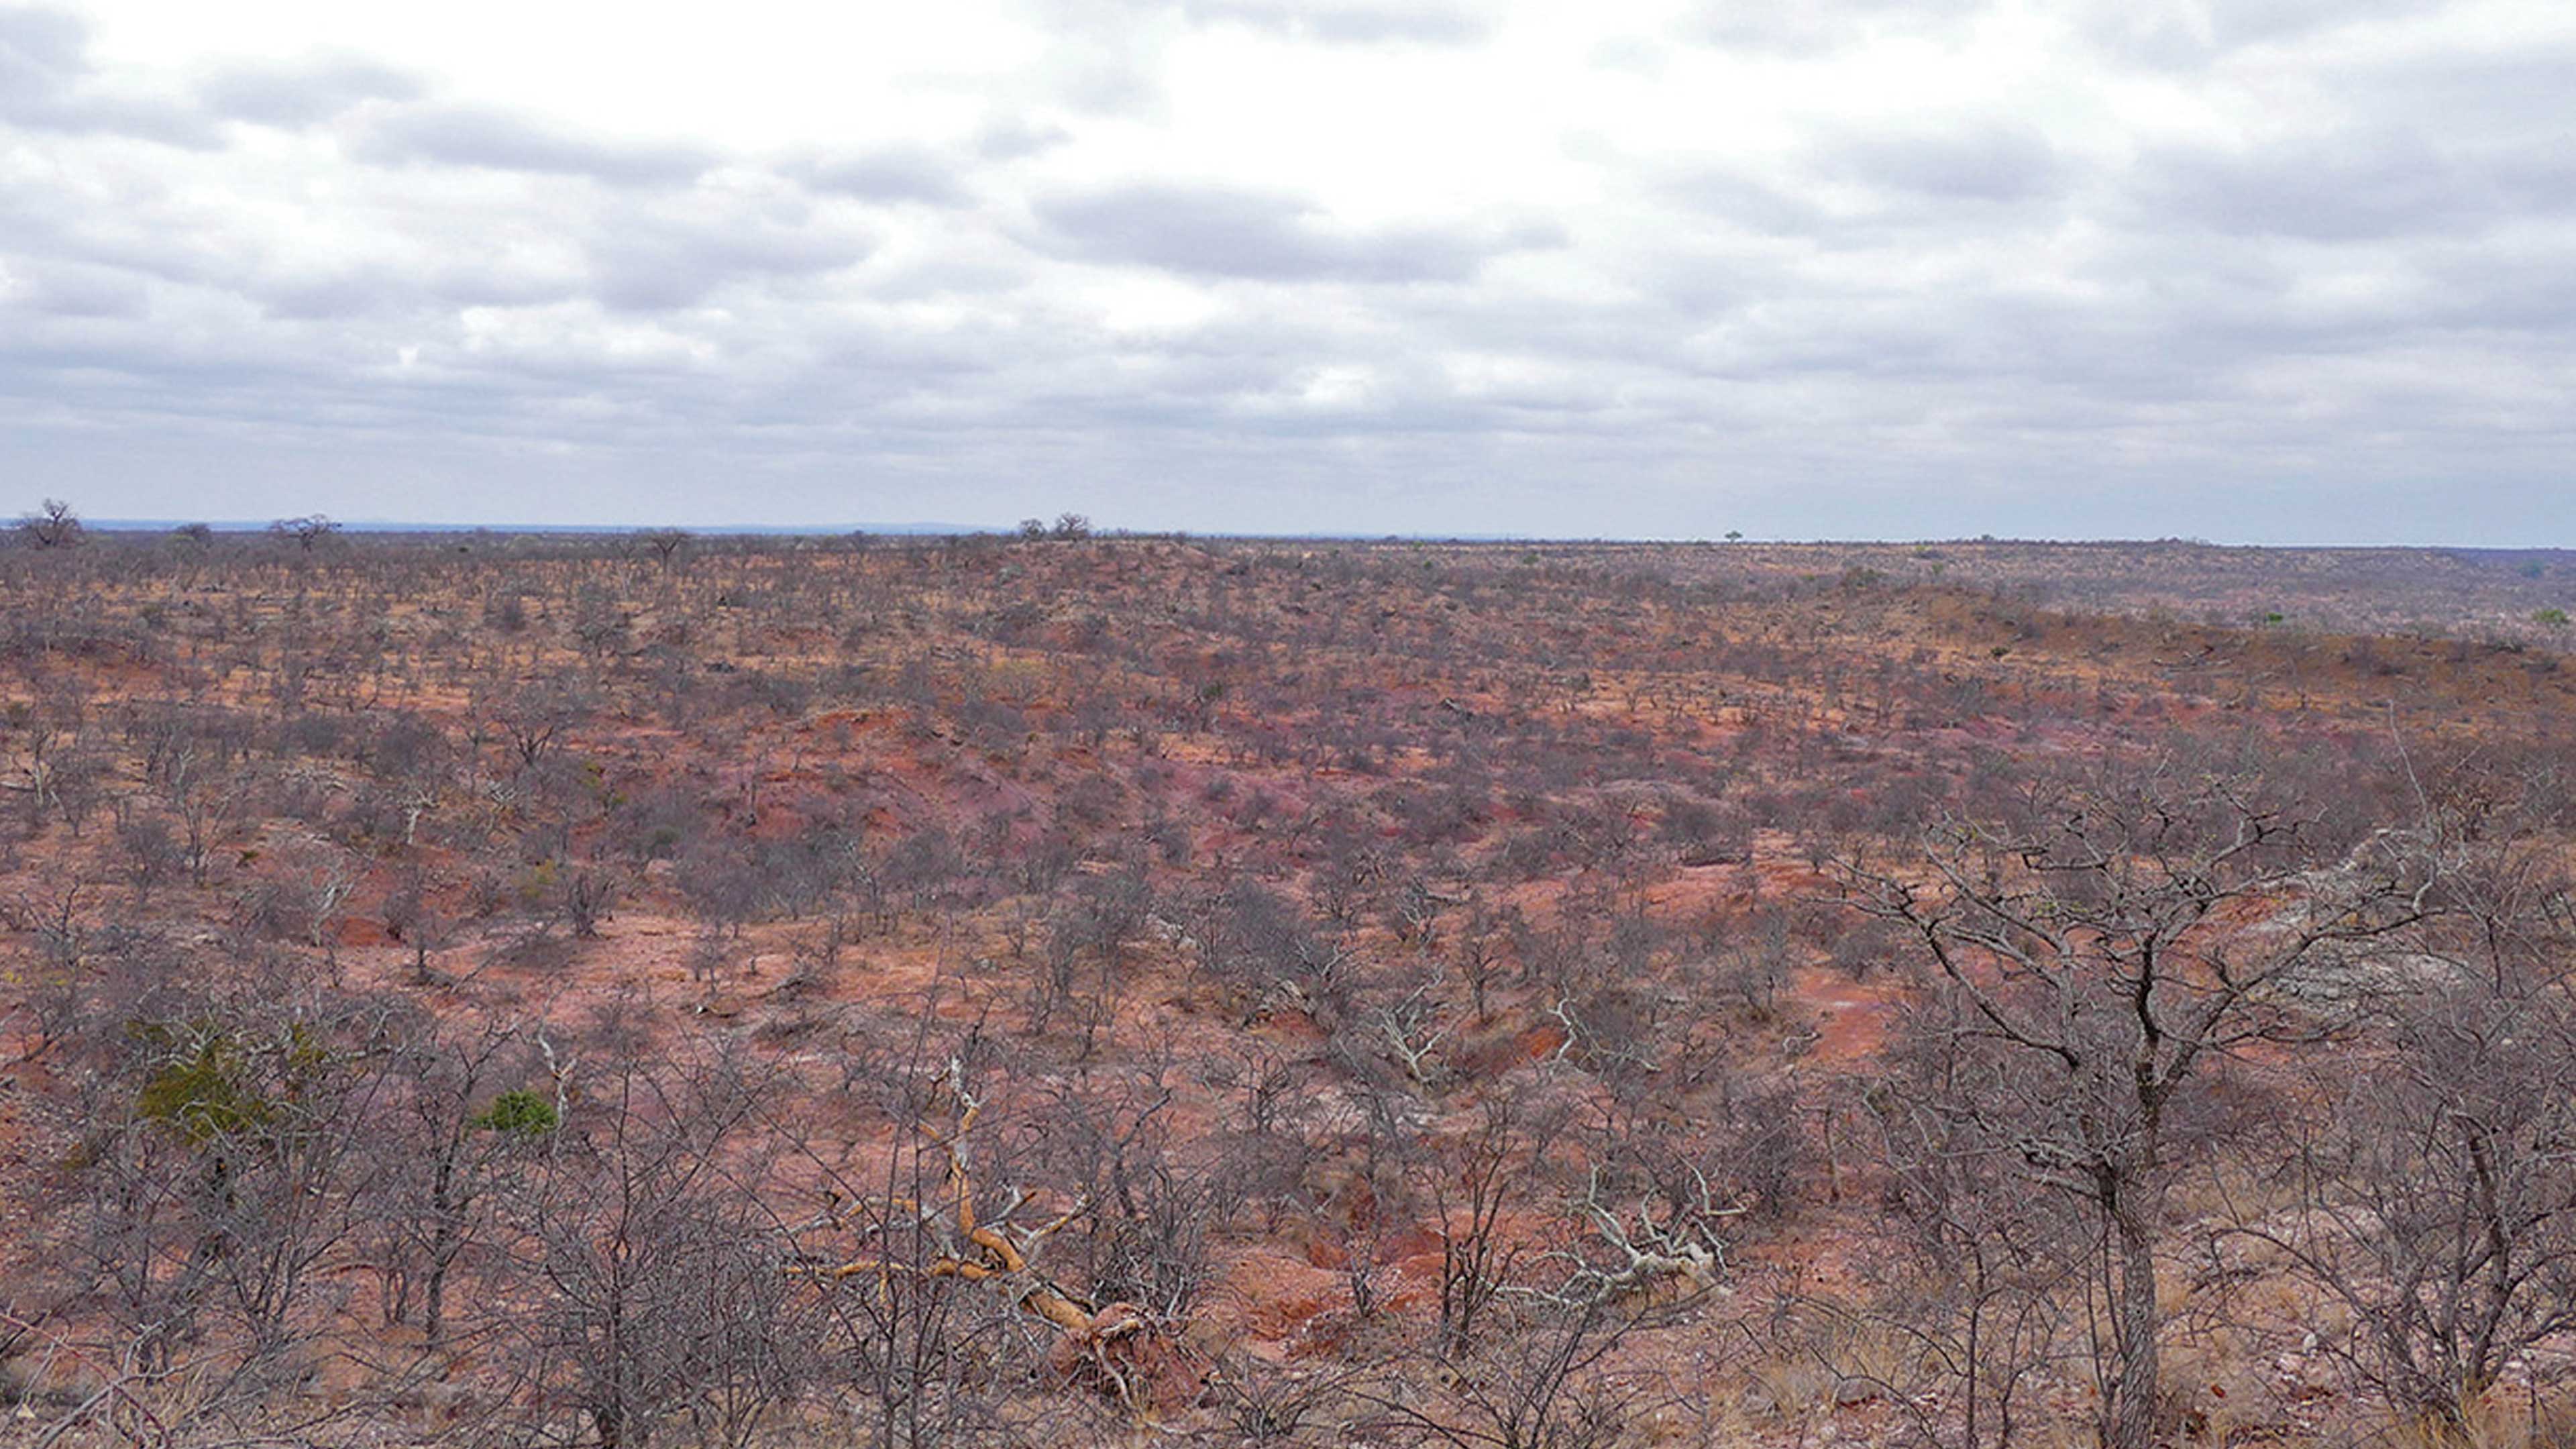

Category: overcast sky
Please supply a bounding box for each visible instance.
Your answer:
[3,0,2570,540]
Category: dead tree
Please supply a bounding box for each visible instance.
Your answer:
[1527,1165,1734,1314]
[796,1059,1202,1417]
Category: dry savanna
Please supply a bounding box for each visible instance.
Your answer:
[4,518,2575,1448]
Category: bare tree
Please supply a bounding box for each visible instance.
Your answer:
[1843,766,2432,1449]
[1433,1098,1529,1362]
[639,529,692,570]
[17,496,84,548]
[1355,1291,1648,1449]
[494,1046,815,1449]
[32,979,411,1438]
[270,514,340,551]
[1854,1012,2094,1448]
[2234,977,2576,1436]
[1033,1069,1217,1327]
[486,681,590,772]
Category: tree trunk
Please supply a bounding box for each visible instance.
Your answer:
[2105,1189,2162,1449]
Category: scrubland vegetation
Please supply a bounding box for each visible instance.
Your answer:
[1,521,2572,1448]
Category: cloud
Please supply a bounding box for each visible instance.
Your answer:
[1,0,2571,541]
[1033,182,1560,283]
[1658,171,1826,237]
[0,6,215,144]
[2137,131,2539,241]
[973,115,1071,160]
[2077,0,2453,68]
[197,56,423,127]
[1,258,150,318]
[1183,0,1491,45]
[791,148,971,206]
[1820,121,2070,205]
[0,5,83,77]
[582,206,878,312]
[1681,0,1986,56]
[353,103,716,186]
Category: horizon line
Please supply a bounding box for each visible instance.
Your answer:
[53,519,2576,553]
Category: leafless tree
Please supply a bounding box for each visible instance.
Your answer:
[486,681,589,772]
[2233,976,2576,1436]
[788,1050,1206,1423]
[1354,1291,1647,1449]
[17,496,84,548]
[1032,1069,1217,1326]
[1432,1097,1531,1362]
[639,529,692,570]
[270,514,340,551]
[29,979,412,1440]
[493,1046,815,1448]
[1842,765,2434,1449]
[1851,1008,2095,1448]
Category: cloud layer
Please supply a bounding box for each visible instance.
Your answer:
[1,0,2570,539]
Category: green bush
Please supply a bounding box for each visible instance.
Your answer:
[129,1020,328,1144]
[474,1089,560,1135]
[136,1036,272,1143]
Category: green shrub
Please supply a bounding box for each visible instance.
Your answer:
[129,1020,329,1144]
[474,1089,559,1135]
[136,1036,271,1143]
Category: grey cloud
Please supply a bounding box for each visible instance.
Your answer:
[1660,171,1825,235]
[0,6,217,144]
[1058,0,1488,46]
[256,273,402,322]
[1183,0,1491,45]
[354,103,717,185]
[792,148,969,206]
[2079,0,2449,68]
[1682,0,1984,56]
[2138,133,2522,241]
[2202,0,2445,46]
[198,56,424,127]
[973,115,1070,161]
[419,263,586,311]
[1034,182,1560,282]
[7,0,2574,544]
[0,5,80,77]
[2317,48,2576,221]
[2353,46,2576,136]
[3,259,150,319]
[584,211,877,312]
[1821,123,2068,205]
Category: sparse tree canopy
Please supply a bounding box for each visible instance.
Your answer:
[17,497,83,548]
[638,527,692,566]
[1846,767,2434,1449]
[271,513,340,550]
[0,533,2565,1448]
